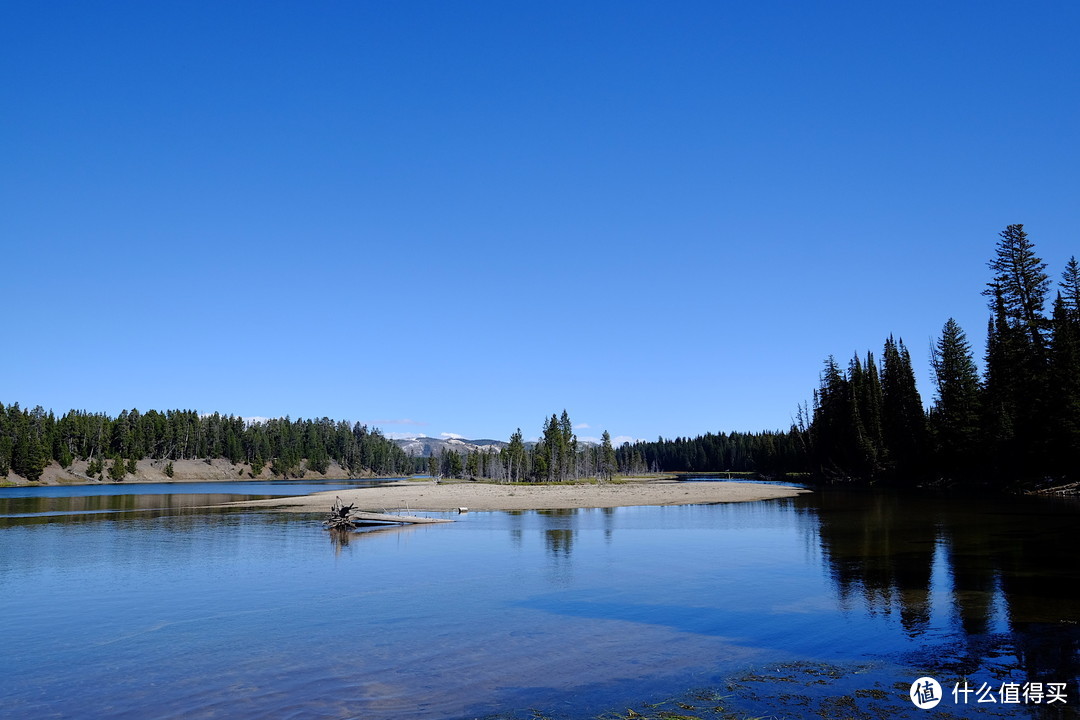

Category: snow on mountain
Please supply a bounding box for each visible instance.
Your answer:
[393,436,506,457]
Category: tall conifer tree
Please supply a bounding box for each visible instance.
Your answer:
[930,318,982,483]
[984,223,1050,350]
[881,336,928,482]
[600,430,617,482]
[1049,295,1080,480]
[1062,256,1080,319]
[981,227,1052,485]
[811,356,865,479]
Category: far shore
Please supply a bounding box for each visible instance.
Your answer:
[229,477,810,513]
[2,458,396,486]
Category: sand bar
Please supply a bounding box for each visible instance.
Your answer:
[230,478,810,513]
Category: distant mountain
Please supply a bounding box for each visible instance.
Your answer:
[393,436,507,458]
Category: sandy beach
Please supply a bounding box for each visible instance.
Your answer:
[231,478,810,513]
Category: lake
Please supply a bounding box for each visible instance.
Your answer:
[1,480,1077,719]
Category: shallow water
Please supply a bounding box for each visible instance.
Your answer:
[0,483,1077,719]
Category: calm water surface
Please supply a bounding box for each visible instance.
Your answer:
[0,479,393,521]
[1,481,1077,719]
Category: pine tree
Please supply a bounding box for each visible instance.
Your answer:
[929,318,982,483]
[848,353,883,477]
[559,410,576,480]
[446,450,463,478]
[0,402,10,476]
[505,428,525,482]
[12,409,47,482]
[983,223,1051,350]
[983,290,1025,483]
[600,430,617,482]
[811,356,864,479]
[541,414,565,482]
[108,456,127,481]
[881,336,928,482]
[1049,295,1080,480]
[980,226,1053,486]
[856,352,885,469]
[1062,256,1080,319]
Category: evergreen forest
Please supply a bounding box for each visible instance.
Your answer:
[0,408,413,482]
[625,224,1079,491]
[802,224,1080,490]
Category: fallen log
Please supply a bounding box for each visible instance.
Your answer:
[324,497,453,528]
[351,511,453,525]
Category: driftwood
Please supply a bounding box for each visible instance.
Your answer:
[323,496,453,530]
[324,497,359,530]
[351,511,453,525]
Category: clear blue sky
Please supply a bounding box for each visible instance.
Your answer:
[4,1,1078,444]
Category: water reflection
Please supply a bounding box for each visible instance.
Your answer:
[796,489,1080,693]
[0,493,282,525]
[0,479,402,524]
[328,524,420,553]
[4,480,1080,719]
[539,508,578,558]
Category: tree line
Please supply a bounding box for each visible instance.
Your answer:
[612,429,808,477]
[423,412,805,483]
[807,224,1080,490]
[501,224,1078,491]
[0,407,413,481]
[5,224,1073,491]
[423,411,621,483]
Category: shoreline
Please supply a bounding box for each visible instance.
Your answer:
[2,458,397,486]
[229,478,810,513]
